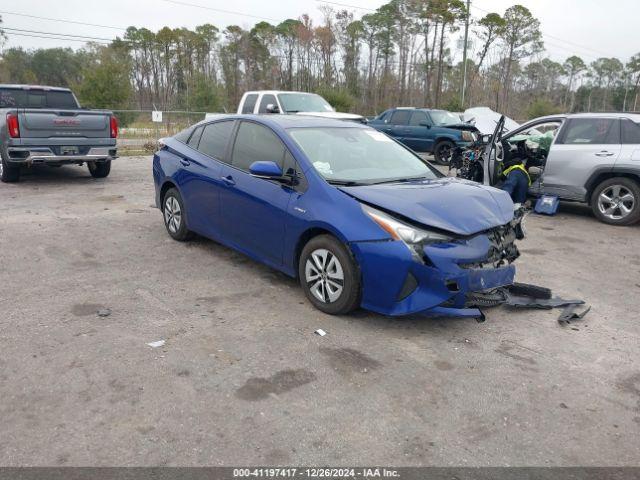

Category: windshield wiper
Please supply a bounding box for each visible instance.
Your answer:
[369,176,431,185]
[327,179,366,186]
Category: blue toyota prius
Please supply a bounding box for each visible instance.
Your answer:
[153,115,521,319]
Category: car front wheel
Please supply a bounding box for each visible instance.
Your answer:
[591,177,640,226]
[433,140,455,165]
[298,234,361,315]
[162,187,193,241]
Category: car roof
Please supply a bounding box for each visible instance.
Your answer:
[567,112,640,121]
[194,114,365,130]
[243,90,320,96]
[0,84,72,92]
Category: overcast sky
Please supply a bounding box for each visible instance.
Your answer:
[0,0,637,64]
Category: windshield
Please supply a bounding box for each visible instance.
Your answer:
[289,127,439,184]
[278,93,334,113]
[430,110,462,126]
[0,88,79,109]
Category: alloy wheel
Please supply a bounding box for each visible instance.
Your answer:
[437,144,452,163]
[304,248,344,303]
[164,196,182,233]
[597,184,635,221]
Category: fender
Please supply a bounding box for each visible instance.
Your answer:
[584,166,640,201]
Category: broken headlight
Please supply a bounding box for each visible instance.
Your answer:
[362,204,453,262]
[461,130,476,142]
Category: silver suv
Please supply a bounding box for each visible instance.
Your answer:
[494,113,640,226]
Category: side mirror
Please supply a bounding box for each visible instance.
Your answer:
[249,161,283,179]
[419,122,432,128]
[265,103,280,114]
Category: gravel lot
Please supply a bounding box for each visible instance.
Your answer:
[1,156,639,466]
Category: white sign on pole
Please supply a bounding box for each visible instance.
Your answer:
[152,111,163,123]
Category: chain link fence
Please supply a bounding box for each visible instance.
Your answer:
[112,110,215,155]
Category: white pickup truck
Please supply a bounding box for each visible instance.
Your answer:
[237,90,365,123]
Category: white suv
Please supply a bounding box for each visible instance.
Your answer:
[237,90,365,123]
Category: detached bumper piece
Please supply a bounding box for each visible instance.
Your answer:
[7,146,118,165]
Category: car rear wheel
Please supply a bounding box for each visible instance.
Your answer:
[162,187,193,241]
[88,160,111,178]
[299,234,361,315]
[590,177,640,226]
[433,140,455,165]
[0,152,20,183]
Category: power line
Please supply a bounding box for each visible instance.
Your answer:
[2,31,111,45]
[315,0,375,11]
[2,27,118,43]
[0,10,127,31]
[158,0,280,22]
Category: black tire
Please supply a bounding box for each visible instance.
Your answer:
[162,187,193,241]
[590,177,640,226]
[88,160,111,178]
[0,152,20,183]
[298,234,361,315]
[433,140,455,165]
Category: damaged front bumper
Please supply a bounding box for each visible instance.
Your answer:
[351,225,518,318]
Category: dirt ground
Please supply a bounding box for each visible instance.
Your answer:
[1,156,639,466]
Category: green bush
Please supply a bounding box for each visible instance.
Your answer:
[526,98,562,119]
[315,87,356,113]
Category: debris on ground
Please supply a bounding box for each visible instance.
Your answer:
[97,308,111,317]
[505,282,552,300]
[147,340,166,348]
[504,295,584,310]
[558,304,592,325]
[315,329,327,337]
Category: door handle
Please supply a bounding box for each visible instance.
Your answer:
[595,151,614,157]
[221,175,236,186]
[180,158,190,166]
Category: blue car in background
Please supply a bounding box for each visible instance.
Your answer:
[153,115,520,319]
[368,108,479,165]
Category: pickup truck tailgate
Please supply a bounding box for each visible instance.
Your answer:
[18,109,111,139]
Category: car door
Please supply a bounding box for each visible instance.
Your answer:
[617,118,640,169]
[399,110,432,152]
[219,121,296,266]
[541,117,621,201]
[377,110,411,141]
[179,120,235,238]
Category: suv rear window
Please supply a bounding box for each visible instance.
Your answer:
[0,88,79,109]
[390,110,411,125]
[622,119,640,144]
[558,118,619,145]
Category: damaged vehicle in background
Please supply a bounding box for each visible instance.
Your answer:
[367,107,480,165]
[153,115,524,319]
[455,112,640,226]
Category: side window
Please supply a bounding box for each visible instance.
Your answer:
[198,121,235,161]
[187,126,203,149]
[231,122,286,172]
[242,94,258,114]
[558,118,619,145]
[622,119,640,144]
[258,94,278,114]
[390,110,411,125]
[409,111,429,126]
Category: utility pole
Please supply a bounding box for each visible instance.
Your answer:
[460,0,471,108]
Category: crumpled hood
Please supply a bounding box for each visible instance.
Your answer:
[340,177,514,236]
[295,111,364,121]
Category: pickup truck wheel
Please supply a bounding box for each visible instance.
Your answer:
[162,188,193,241]
[299,234,361,315]
[433,140,455,165]
[88,160,111,178]
[0,152,20,183]
[590,177,640,226]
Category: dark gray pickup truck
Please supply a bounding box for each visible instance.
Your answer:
[0,84,118,182]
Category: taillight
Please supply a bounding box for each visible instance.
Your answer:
[110,116,118,138]
[7,113,20,138]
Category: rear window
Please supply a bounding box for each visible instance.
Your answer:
[622,119,640,144]
[242,94,258,114]
[0,88,79,109]
[558,118,620,145]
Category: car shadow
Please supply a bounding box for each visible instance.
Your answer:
[7,165,100,186]
[184,233,486,332]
